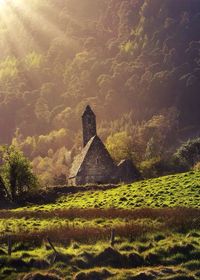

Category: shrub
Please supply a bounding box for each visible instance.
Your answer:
[140,157,162,178]
[0,145,38,201]
[193,161,200,171]
[140,156,187,178]
[175,138,200,168]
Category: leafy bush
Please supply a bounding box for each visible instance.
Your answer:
[193,161,200,171]
[139,157,181,178]
[175,138,200,168]
[0,145,38,201]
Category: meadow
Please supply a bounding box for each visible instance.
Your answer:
[0,171,199,279]
[16,171,200,212]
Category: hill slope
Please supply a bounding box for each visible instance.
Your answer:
[0,172,199,280]
[18,171,200,212]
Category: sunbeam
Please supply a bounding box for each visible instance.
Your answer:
[0,0,6,6]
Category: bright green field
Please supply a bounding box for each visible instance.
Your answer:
[18,171,200,212]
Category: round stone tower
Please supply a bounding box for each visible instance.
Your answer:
[82,105,97,147]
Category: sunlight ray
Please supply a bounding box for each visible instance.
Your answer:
[0,8,34,58]
[2,1,42,56]
[0,1,45,90]
[20,0,79,47]
[0,0,79,62]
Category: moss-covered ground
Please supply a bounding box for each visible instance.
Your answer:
[16,171,200,212]
[0,171,199,279]
[0,231,199,280]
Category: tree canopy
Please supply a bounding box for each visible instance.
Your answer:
[0,0,200,181]
[0,145,38,201]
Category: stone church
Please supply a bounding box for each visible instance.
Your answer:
[68,105,140,186]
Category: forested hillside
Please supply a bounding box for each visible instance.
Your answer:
[1,0,200,184]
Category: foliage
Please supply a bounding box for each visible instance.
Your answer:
[175,138,200,167]
[140,157,162,178]
[106,131,133,162]
[139,156,186,178]
[0,3,200,279]
[193,161,200,171]
[12,129,72,185]
[0,0,199,179]
[0,145,38,201]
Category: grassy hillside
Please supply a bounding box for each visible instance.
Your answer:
[16,171,200,212]
[56,171,200,209]
[0,172,199,279]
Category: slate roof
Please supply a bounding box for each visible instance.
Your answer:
[117,159,141,180]
[82,105,95,118]
[69,135,115,179]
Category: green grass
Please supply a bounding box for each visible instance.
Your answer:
[15,171,200,212]
[0,171,198,240]
[0,217,149,234]
[56,171,200,209]
[0,171,199,279]
[0,231,199,280]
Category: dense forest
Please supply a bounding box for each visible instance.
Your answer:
[1,0,200,184]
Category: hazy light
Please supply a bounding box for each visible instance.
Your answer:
[0,0,6,5]
[0,0,71,59]
[0,0,20,8]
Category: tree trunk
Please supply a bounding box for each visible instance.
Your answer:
[10,165,17,201]
[0,175,10,200]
